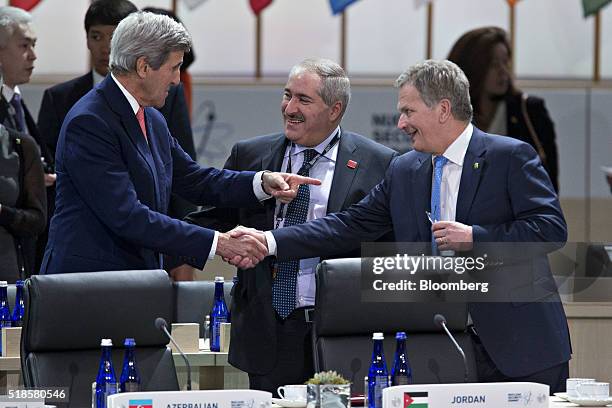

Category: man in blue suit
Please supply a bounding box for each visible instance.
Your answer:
[41,11,317,275]
[236,60,571,392]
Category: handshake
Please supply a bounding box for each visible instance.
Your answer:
[216,226,268,269]
[214,170,320,269]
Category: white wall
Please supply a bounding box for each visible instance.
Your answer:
[3,0,610,79]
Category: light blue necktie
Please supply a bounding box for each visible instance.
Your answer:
[273,149,317,319]
[431,155,448,254]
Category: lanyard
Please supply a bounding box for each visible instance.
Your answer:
[274,130,341,230]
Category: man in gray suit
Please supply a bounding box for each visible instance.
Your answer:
[185,58,397,395]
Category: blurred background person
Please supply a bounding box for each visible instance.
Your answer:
[0,123,46,281]
[0,6,55,274]
[447,26,560,192]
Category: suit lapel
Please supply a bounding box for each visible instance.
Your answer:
[99,77,158,187]
[414,154,433,241]
[327,132,359,214]
[261,135,289,229]
[456,129,487,223]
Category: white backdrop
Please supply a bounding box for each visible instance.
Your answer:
[4,0,612,79]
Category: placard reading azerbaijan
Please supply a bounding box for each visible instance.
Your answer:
[108,389,271,408]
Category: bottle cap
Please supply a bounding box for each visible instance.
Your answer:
[214,276,225,283]
[396,332,407,340]
[372,332,384,340]
[100,338,113,346]
[124,338,136,347]
[0,281,7,287]
[205,314,210,322]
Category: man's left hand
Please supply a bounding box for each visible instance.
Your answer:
[432,221,473,252]
[262,172,321,203]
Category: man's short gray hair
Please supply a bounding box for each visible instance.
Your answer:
[0,6,32,48]
[395,60,473,122]
[289,57,351,118]
[110,11,191,75]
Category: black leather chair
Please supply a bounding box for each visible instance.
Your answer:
[21,270,179,407]
[313,258,478,393]
[172,280,233,337]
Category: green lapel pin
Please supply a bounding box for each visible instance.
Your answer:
[473,162,480,170]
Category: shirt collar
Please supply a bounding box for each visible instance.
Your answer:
[92,69,105,87]
[2,84,20,103]
[286,125,341,160]
[111,73,140,115]
[435,122,473,166]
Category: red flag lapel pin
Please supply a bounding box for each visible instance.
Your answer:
[347,160,358,169]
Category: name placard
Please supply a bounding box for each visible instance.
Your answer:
[107,389,271,408]
[383,382,549,408]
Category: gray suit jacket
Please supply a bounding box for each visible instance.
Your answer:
[186,130,397,375]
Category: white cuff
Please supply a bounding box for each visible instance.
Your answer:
[264,231,277,256]
[208,231,219,260]
[253,171,272,201]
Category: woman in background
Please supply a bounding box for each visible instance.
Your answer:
[448,26,560,192]
[0,125,46,281]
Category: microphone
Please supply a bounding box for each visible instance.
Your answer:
[433,314,469,383]
[155,317,192,390]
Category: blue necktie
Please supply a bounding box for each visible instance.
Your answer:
[273,148,317,319]
[10,94,26,133]
[431,155,448,254]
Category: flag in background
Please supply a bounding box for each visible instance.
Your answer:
[183,0,208,11]
[414,0,434,9]
[250,0,273,15]
[329,0,360,15]
[9,0,41,11]
[582,0,612,16]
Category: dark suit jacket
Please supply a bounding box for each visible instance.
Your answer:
[0,94,51,165]
[186,131,397,375]
[40,76,258,275]
[273,127,571,378]
[505,92,559,192]
[38,72,197,219]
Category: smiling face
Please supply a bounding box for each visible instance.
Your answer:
[281,70,341,147]
[87,24,115,76]
[0,23,36,87]
[396,84,445,154]
[138,50,183,108]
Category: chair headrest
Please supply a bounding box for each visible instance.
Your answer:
[23,269,173,352]
[315,259,468,336]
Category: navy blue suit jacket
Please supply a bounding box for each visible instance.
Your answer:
[41,76,257,274]
[273,127,571,378]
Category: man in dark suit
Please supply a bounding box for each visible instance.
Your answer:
[186,58,397,394]
[37,1,198,279]
[0,6,56,274]
[237,60,571,392]
[41,12,317,275]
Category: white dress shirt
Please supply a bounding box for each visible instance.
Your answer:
[110,74,270,260]
[268,126,340,307]
[436,123,473,223]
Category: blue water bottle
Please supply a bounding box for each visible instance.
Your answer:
[368,332,389,408]
[95,338,118,408]
[11,280,25,327]
[120,338,141,393]
[0,281,12,355]
[210,276,228,352]
[391,332,412,385]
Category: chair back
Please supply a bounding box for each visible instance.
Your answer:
[313,259,478,393]
[21,269,179,407]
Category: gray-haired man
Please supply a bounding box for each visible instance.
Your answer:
[185,57,397,394]
[41,12,318,275]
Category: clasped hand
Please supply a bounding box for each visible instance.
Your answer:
[215,226,268,269]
